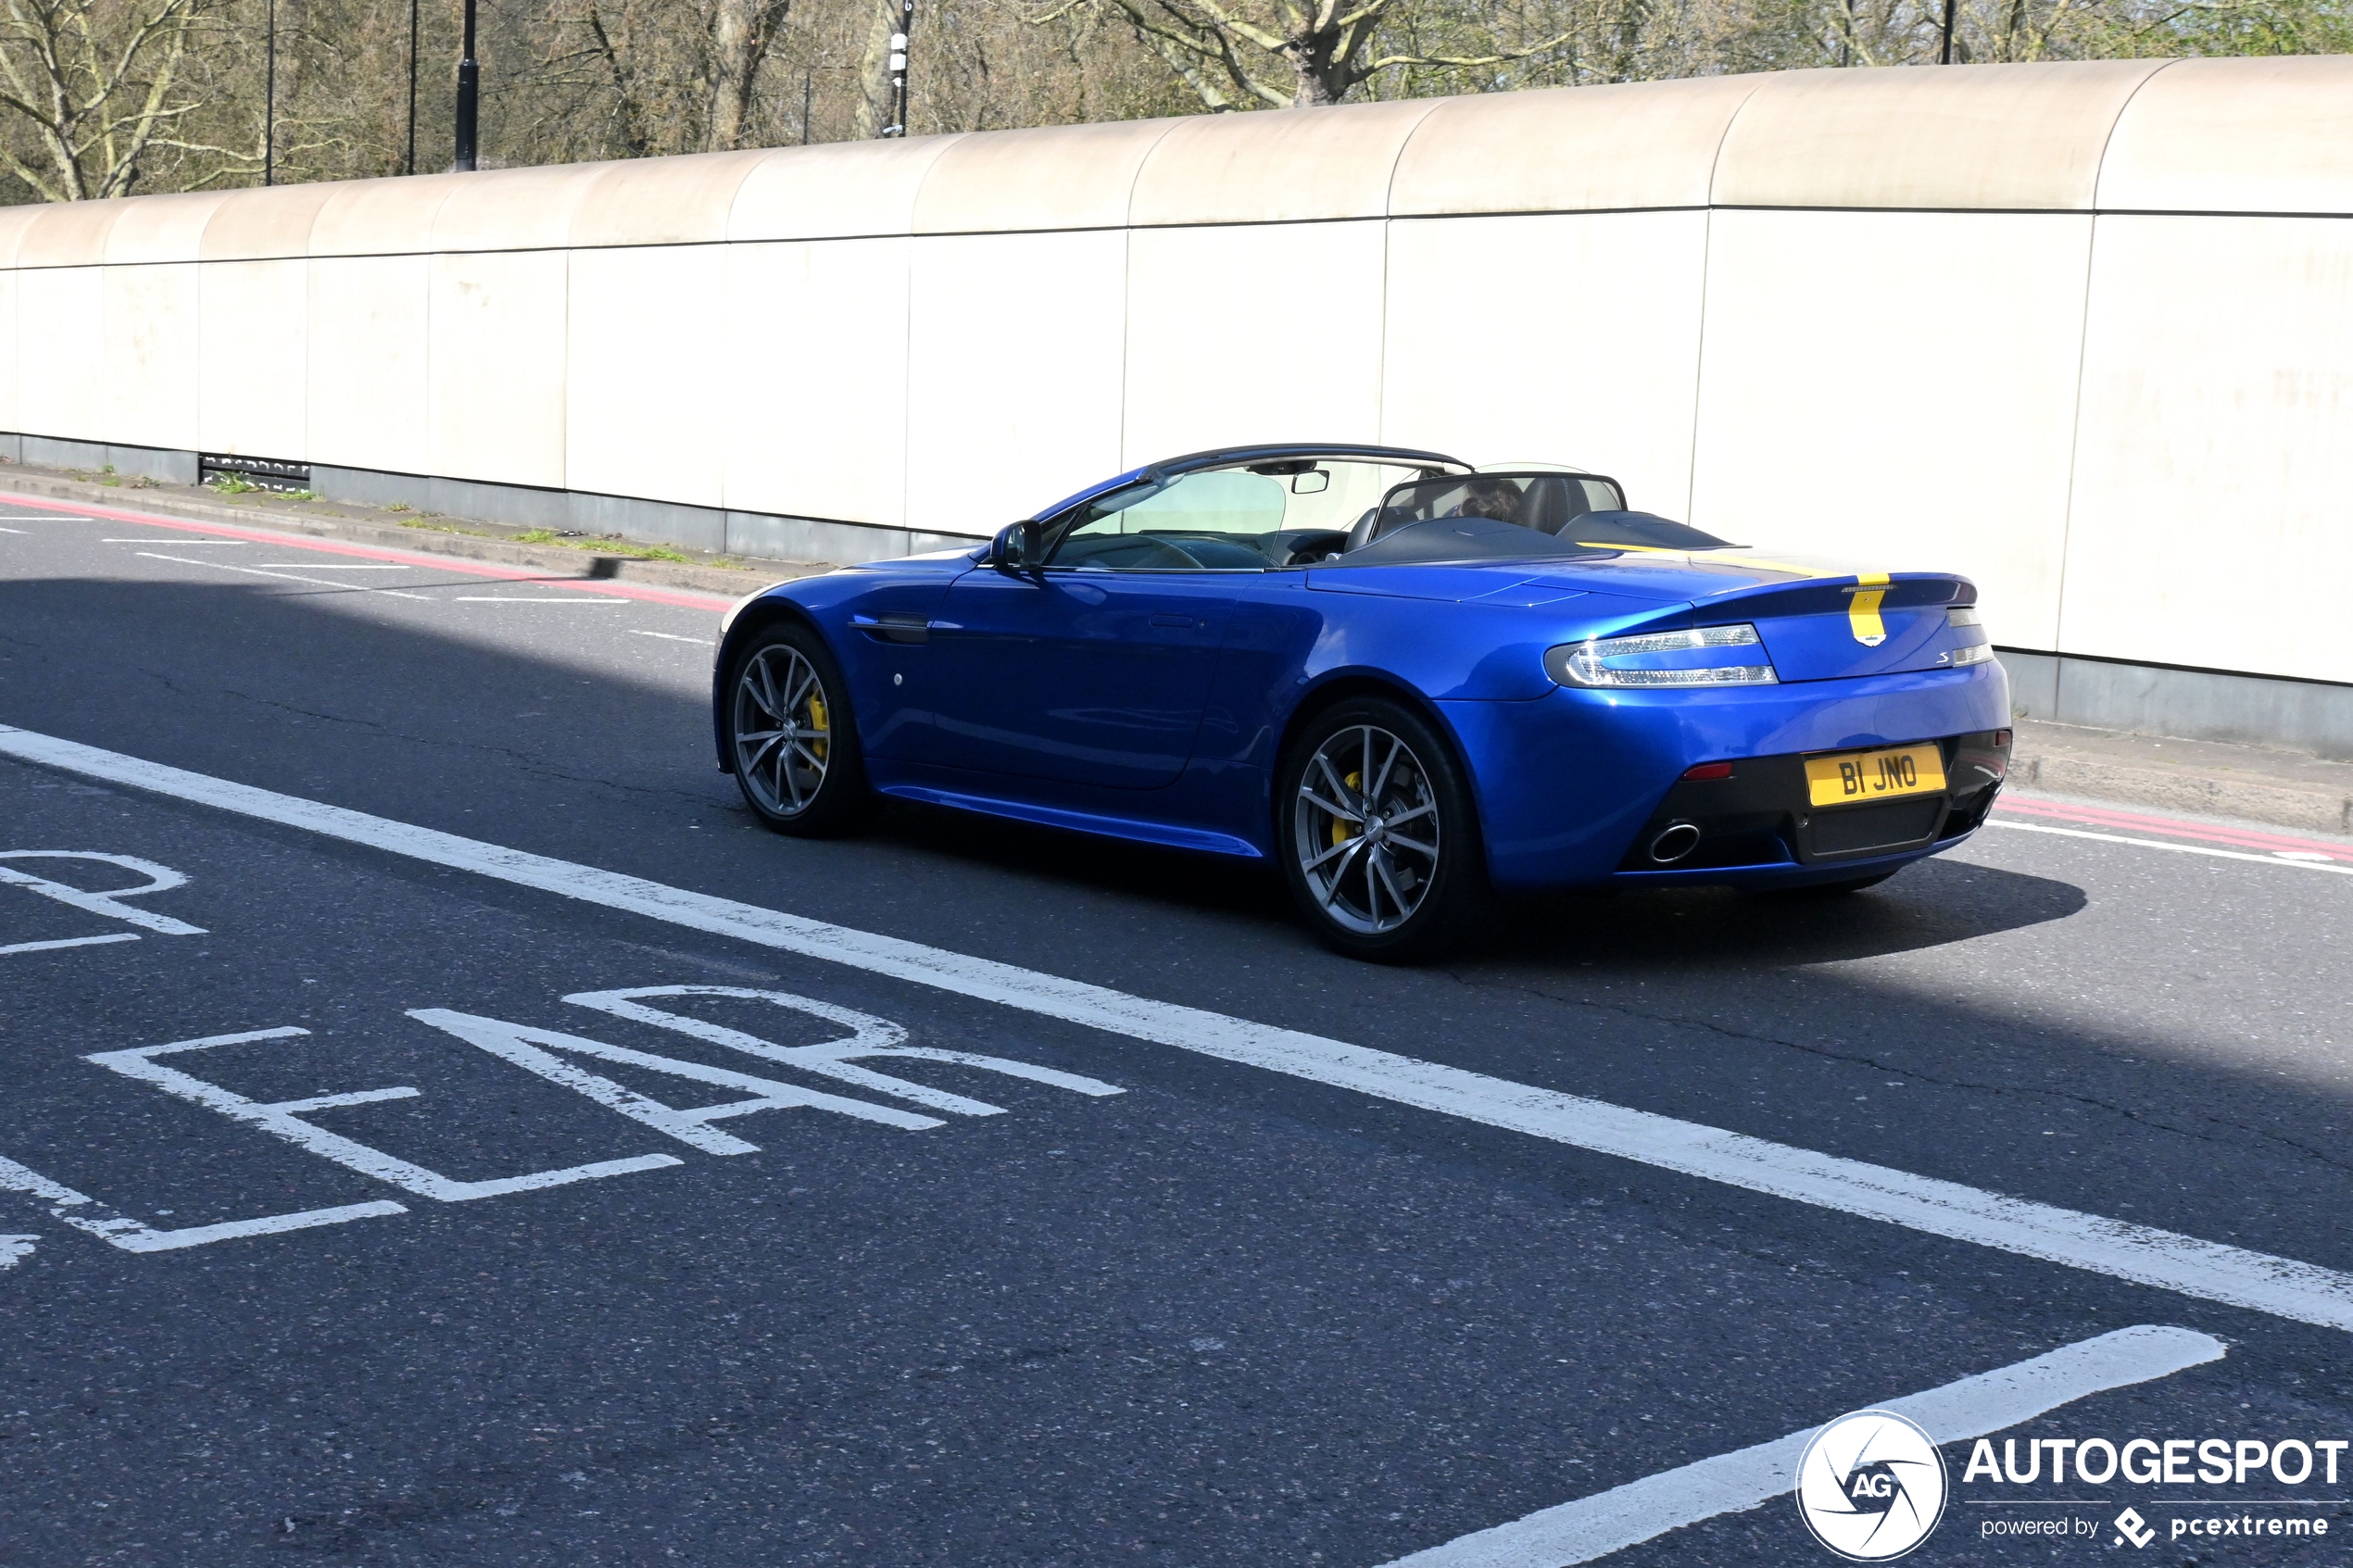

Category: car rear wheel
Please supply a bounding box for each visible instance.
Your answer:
[1277,697,1487,961]
[727,623,873,835]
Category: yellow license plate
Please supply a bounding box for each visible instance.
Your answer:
[1804,745,1947,807]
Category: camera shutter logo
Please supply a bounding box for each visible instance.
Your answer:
[1794,1409,1949,1561]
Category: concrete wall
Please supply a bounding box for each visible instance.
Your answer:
[4,57,2351,749]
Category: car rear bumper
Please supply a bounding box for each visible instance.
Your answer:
[1440,660,2012,891]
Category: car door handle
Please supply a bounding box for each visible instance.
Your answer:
[1150,614,1195,629]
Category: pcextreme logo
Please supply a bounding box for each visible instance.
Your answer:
[1795,1409,1951,1561]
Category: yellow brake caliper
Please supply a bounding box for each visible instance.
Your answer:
[1334,770,1361,847]
[806,693,829,762]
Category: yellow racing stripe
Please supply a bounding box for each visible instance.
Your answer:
[1848,572,1890,646]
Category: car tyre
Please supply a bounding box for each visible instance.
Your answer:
[1277,696,1489,962]
[724,621,875,836]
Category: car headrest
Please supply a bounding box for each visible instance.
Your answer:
[1519,476,1591,536]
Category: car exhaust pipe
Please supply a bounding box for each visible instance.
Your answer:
[1648,822,1702,864]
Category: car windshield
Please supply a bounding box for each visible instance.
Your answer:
[1346,471,1736,563]
[1047,458,1443,571]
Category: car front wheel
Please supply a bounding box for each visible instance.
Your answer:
[726,622,873,835]
[1277,697,1487,961]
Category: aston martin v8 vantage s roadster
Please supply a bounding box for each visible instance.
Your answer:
[712,444,2012,960]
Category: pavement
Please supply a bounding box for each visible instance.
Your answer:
[3,489,2351,1567]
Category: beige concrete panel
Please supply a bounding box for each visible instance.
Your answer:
[200,182,342,261]
[565,245,726,506]
[1690,208,2092,651]
[719,238,912,527]
[0,270,16,433]
[0,202,44,268]
[308,256,431,473]
[1714,61,2165,211]
[432,162,612,253]
[2061,215,2353,684]
[914,118,1183,233]
[1129,100,1441,226]
[1382,209,1709,515]
[2097,57,2353,216]
[104,191,233,263]
[197,259,308,456]
[102,263,201,449]
[728,135,964,242]
[16,267,104,436]
[310,173,468,257]
[15,199,125,268]
[905,229,1127,533]
[428,249,569,487]
[1390,78,1763,217]
[1123,221,1386,461]
[571,149,770,248]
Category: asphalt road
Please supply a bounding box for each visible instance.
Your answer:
[3,492,2350,1567]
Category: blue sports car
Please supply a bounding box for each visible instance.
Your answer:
[712,445,2011,959]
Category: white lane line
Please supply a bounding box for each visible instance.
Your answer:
[0,1147,406,1252]
[629,630,708,644]
[0,526,22,533]
[5,723,2353,1332]
[1987,820,2353,876]
[1373,1324,2223,1568]
[0,932,140,956]
[448,596,623,604]
[134,552,431,601]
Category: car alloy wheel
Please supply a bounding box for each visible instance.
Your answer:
[1293,723,1442,936]
[726,624,874,837]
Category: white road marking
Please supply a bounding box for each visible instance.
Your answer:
[0,526,22,534]
[448,596,623,604]
[0,932,140,955]
[0,851,206,933]
[253,562,410,570]
[629,630,708,644]
[567,985,1126,1117]
[1371,1324,2224,1568]
[7,724,2353,1331]
[0,1234,35,1267]
[1985,820,2353,875]
[134,551,431,601]
[0,1147,405,1252]
[406,1008,945,1152]
[87,1025,683,1203]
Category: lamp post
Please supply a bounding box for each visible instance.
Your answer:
[883,0,912,136]
[453,0,479,171]
[405,0,420,174]
[1940,0,1957,62]
[263,0,276,185]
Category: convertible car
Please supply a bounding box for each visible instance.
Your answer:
[711,444,2011,959]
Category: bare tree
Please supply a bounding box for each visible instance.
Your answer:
[0,0,254,199]
[1030,0,1571,107]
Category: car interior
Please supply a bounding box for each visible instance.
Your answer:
[1042,461,1734,571]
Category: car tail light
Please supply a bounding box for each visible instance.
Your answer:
[1680,762,1734,780]
[1545,624,1778,688]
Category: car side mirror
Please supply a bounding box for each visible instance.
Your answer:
[991,520,1043,574]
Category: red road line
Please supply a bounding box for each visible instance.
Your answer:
[0,489,739,611]
[1996,793,2353,863]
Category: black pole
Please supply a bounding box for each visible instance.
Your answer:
[405,0,420,174]
[886,0,912,136]
[1940,0,1957,61]
[454,0,479,171]
[263,0,276,185]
